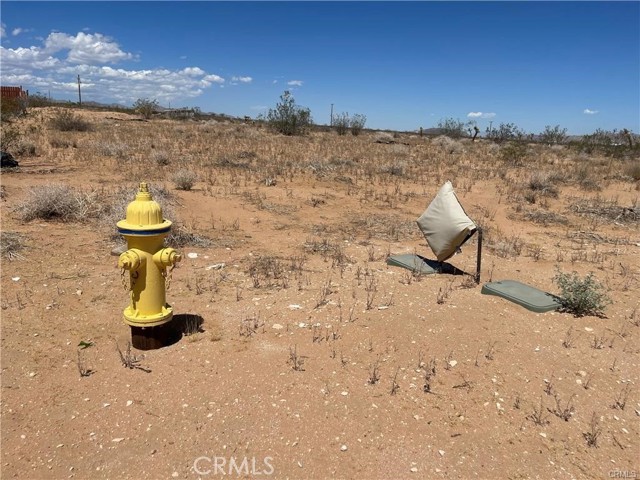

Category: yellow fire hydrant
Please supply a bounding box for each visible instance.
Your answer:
[117,182,181,349]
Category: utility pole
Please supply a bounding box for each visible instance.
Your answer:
[330,103,334,126]
[77,75,82,106]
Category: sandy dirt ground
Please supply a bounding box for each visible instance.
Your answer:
[1,109,639,479]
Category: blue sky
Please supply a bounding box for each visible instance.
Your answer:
[1,1,638,134]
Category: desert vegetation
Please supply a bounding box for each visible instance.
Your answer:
[0,102,638,479]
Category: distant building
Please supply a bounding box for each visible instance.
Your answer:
[1,86,29,114]
[1,85,28,101]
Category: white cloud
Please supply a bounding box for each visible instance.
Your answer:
[231,76,252,83]
[0,29,226,105]
[467,111,496,119]
[287,80,303,87]
[0,46,61,70]
[203,74,224,84]
[44,31,135,64]
[12,28,23,36]
[181,67,205,76]
[583,108,598,115]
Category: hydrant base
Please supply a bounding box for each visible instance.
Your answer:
[131,323,179,350]
[123,304,173,328]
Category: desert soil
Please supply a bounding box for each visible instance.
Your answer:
[1,109,638,479]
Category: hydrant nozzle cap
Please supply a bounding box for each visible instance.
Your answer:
[116,182,172,234]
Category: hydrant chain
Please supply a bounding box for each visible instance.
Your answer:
[120,267,129,291]
[164,264,176,290]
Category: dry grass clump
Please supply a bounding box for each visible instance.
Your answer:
[173,169,198,191]
[215,154,253,169]
[569,197,638,225]
[151,150,171,166]
[1,231,26,260]
[246,254,288,289]
[342,214,418,241]
[522,209,569,226]
[624,161,640,181]
[15,184,105,222]
[373,131,395,144]
[49,136,76,149]
[431,135,465,155]
[166,226,212,248]
[573,165,602,191]
[91,140,129,159]
[379,161,406,177]
[527,172,560,198]
[49,109,92,132]
[500,142,529,166]
[13,139,37,157]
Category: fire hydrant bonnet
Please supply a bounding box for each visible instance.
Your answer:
[116,183,172,235]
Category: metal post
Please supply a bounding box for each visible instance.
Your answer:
[475,228,483,284]
[77,75,82,106]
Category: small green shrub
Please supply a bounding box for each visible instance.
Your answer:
[500,142,529,165]
[487,122,527,144]
[539,125,568,145]
[266,91,313,136]
[133,98,159,120]
[50,109,92,132]
[553,268,611,317]
[350,113,366,136]
[333,112,349,136]
[436,117,467,138]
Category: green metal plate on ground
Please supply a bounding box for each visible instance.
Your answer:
[386,254,458,275]
[481,280,562,313]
